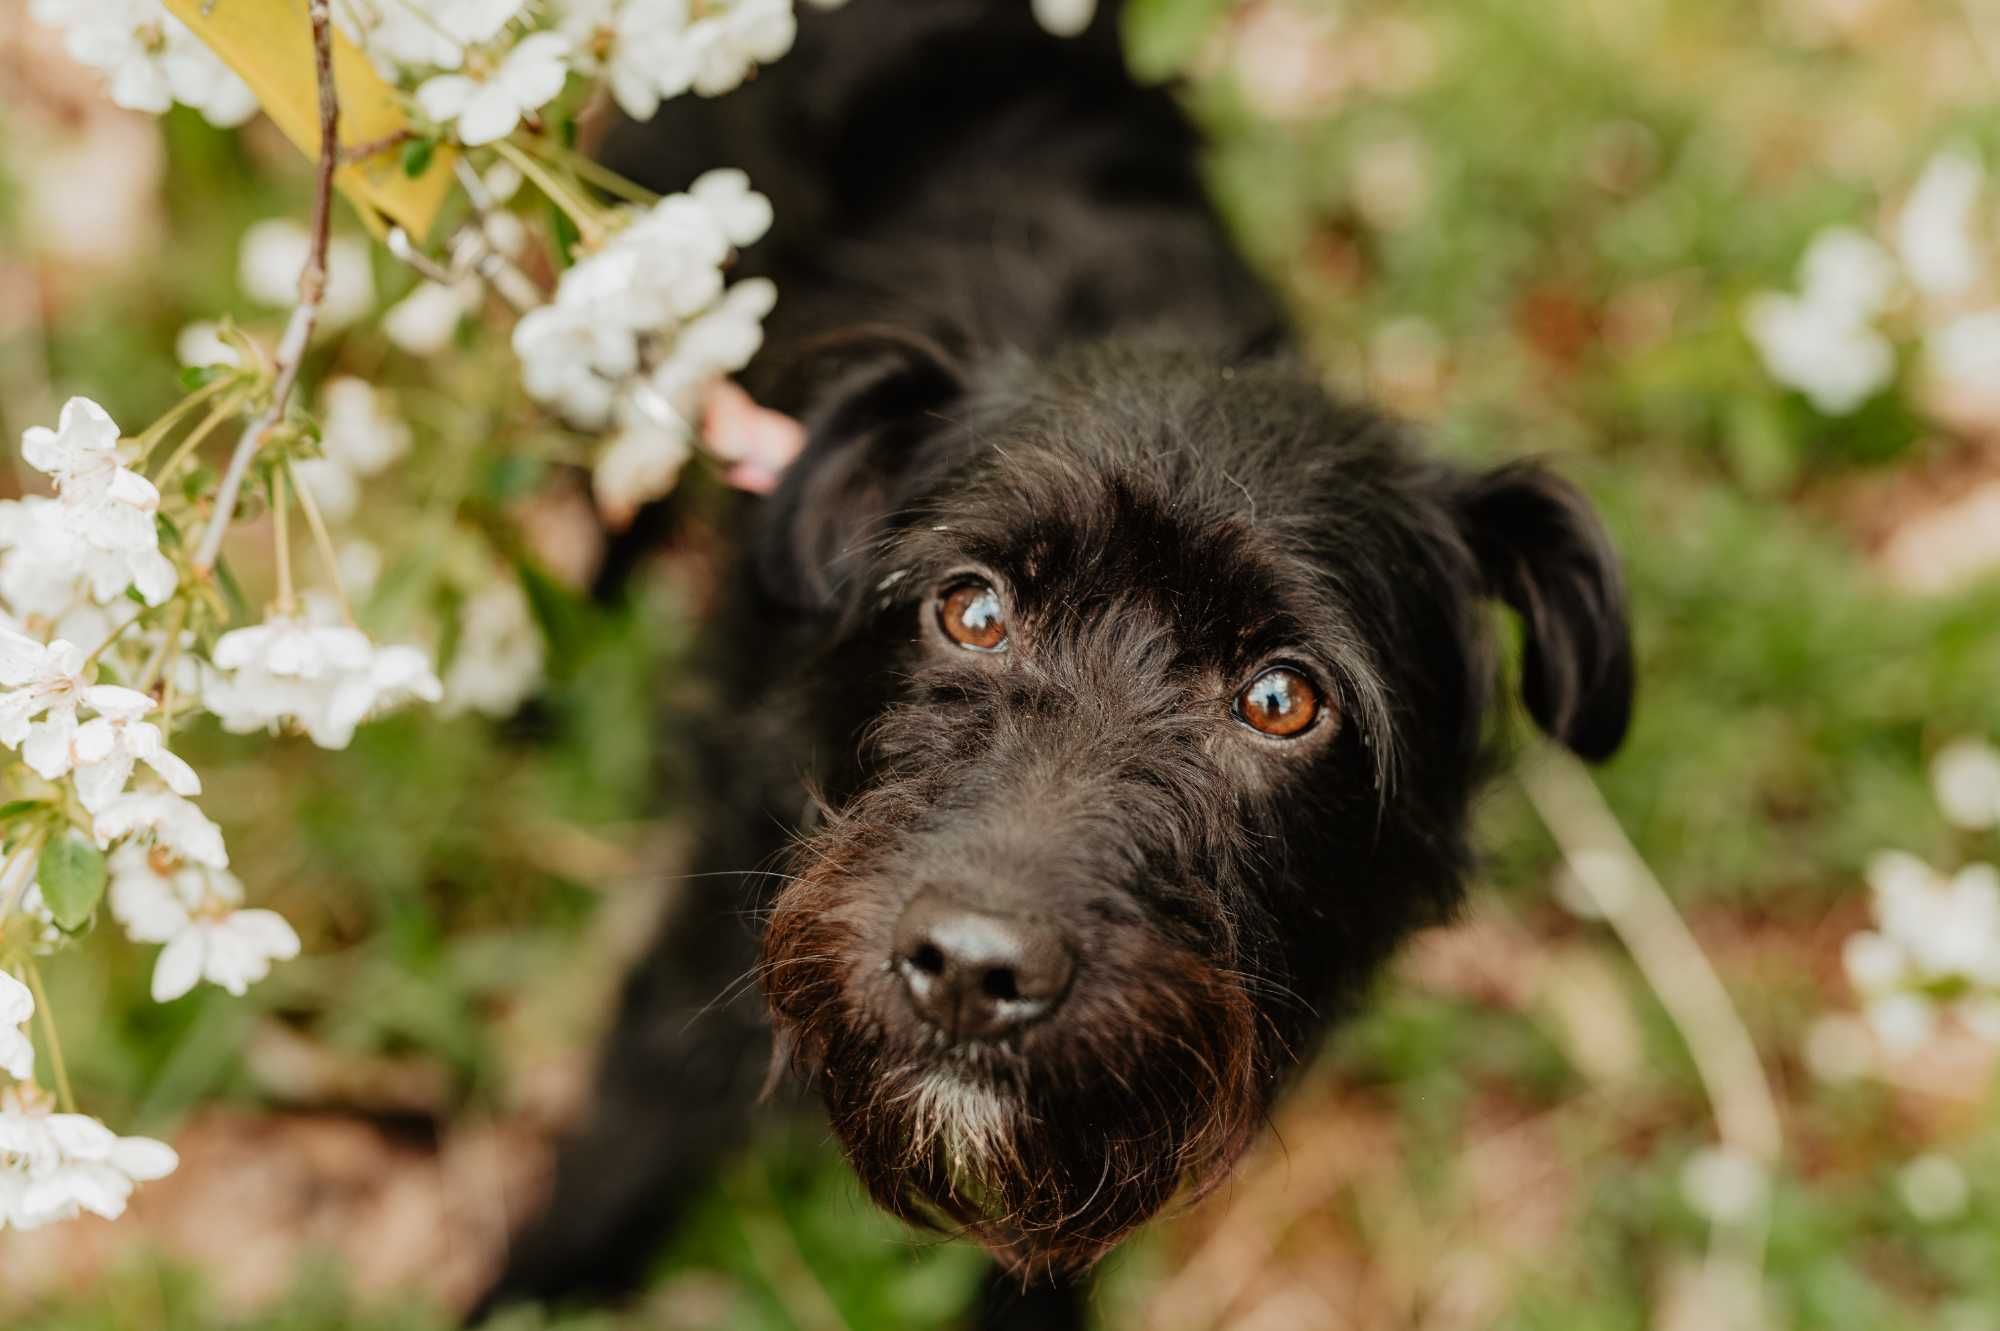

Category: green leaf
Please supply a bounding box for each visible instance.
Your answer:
[37,835,107,933]
[401,136,437,179]
[0,800,46,824]
[550,201,580,269]
[178,364,226,391]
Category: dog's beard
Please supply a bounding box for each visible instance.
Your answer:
[762,864,1270,1275]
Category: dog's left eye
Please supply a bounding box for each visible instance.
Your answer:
[938,579,1008,652]
[1236,667,1321,738]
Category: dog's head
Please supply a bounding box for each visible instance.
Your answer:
[754,338,1632,1274]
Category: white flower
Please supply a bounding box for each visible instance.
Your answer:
[685,0,796,98]
[1898,146,1985,298]
[92,790,228,870]
[594,404,693,526]
[0,496,177,612]
[1898,1153,1971,1223]
[9,669,196,814]
[10,399,176,612]
[1745,226,1900,415]
[174,320,244,369]
[1032,0,1098,38]
[0,1086,178,1230]
[208,606,440,750]
[1867,851,2000,987]
[1744,293,1895,415]
[334,0,528,75]
[384,279,483,356]
[1842,929,1906,994]
[1679,1145,1767,1225]
[512,302,625,429]
[0,973,33,1084]
[65,691,202,815]
[668,276,776,383]
[0,633,88,750]
[417,31,571,147]
[22,396,134,497]
[108,845,299,1001]
[238,222,377,329]
[689,168,773,248]
[561,0,698,121]
[1866,990,1937,1053]
[443,579,546,718]
[1933,738,2000,832]
[42,0,258,127]
[619,197,732,324]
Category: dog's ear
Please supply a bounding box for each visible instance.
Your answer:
[753,331,966,610]
[1456,462,1633,762]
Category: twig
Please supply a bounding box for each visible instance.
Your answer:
[1519,748,1781,1331]
[191,0,340,579]
[340,128,414,164]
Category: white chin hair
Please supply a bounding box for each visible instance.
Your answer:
[903,1072,1017,1175]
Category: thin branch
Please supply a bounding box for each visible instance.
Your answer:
[191,0,340,578]
[1519,748,1781,1331]
[340,128,414,164]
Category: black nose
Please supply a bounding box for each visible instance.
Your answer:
[892,892,1076,1042]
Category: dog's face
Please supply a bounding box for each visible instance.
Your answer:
[755,342,1632,1274]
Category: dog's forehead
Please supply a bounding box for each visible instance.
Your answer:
[895,443,1353,659]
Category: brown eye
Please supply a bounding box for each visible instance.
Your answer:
[938,580,1008,652]
[1235,667,1321,738]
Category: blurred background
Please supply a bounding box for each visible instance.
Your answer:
[7,0,2000,1327]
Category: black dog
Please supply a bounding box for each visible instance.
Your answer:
[482,2,1632,1325]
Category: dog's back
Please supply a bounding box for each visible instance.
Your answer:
[602,0,1284,392]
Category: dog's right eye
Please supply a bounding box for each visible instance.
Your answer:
[938,579,1008,652]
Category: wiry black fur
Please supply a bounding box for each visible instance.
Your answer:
[478,1,1632,1324]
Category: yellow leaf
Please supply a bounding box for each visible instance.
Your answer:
[162,0,455,241]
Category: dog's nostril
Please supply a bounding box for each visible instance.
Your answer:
[892,890,1075,1042]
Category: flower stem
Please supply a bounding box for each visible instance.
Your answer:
[285,459,354,624]
[493,140,610,248]
[521,135,660,205]
[130,373,238,460]
[150,392,247,484]
[81,608,149,673]
[273,467,296,616]
[24,961,74,1114]
[135,601,188,695]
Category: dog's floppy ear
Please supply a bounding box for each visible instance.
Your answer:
[1456,462,1633,762]
[754,330,966,610]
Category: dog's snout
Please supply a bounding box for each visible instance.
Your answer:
[893,891,1075,1042]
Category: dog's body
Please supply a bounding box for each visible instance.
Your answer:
[485,3,1632,1325]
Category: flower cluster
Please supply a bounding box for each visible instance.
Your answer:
[338,0,817,140]
[1747,143,2000,424]
[0,1083,179,1231]
[1811,736,2000,1072]
[513,170,777,521]
[3,397,175,619]
[0,391,439,1230]
[28,0,258,127]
